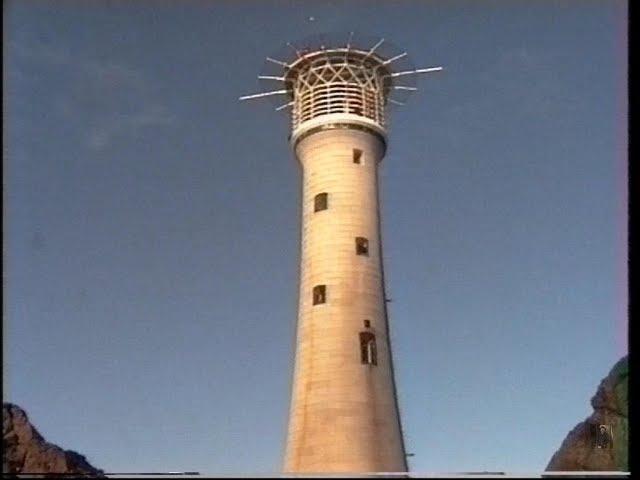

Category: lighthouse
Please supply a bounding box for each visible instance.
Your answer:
[240,33,442,474]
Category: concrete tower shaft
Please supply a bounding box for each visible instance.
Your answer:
[240,33,442,474]
[284,127,406,472]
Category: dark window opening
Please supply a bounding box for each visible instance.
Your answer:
[314,193,328,212]
[359,331,377,365]
[313,285,326,305]
[353,149,363,164]
[364,320,371,329]
[356,237,369,256]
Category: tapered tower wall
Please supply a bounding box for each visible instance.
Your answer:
[284,126,407,473]
[240,36,441,475]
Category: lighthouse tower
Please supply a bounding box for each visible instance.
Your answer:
[240,33,441,474]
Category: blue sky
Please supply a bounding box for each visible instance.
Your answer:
[4,0,627,475]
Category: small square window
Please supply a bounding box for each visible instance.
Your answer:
[356,237,369,256]
[313,285,326,305]
[314,193,328,212]
[364,320,371,328]
[353,149,363,164]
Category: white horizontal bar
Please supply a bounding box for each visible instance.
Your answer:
[390,66,443,77]
[393,86,418,91]
[239,90,288,101]
[388,99,405,106]
[258,75,286,81]
[414,67,444,74]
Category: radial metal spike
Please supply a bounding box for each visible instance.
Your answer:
[393,86,418,91]
[382,52,408,66]
[275,101,294,112]
[360,38,385,64]
[239,90,289,101]
[414,67,444,74]
[258,75,286,81]
[367,38,385,56]
[389,67,443,78]
[266,57,289,67]
[388,99,405,106]
[287,42,303,59]
[343,32,355,62]
[346,31,354,50]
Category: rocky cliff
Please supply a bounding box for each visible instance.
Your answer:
[546,355,628,472]
[3,402,105,477]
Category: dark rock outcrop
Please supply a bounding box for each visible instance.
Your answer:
[2,402,105,477]
[546,355,628,472]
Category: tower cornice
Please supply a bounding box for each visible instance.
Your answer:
[290,113,387,154]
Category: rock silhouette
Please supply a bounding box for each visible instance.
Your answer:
[546,355,628,472]
[2,402,105,477]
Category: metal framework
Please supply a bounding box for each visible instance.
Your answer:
[240,33,442,135]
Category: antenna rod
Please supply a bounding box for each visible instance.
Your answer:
[382,52,408,66]
[345,31,354,50]
[287,42,303,59]
[361,38,385,63]
[275,101,294,111]
[239,90,289,101]
[389,67,443,78]
[344,31,355,61]
[266,57,289,67]
[367,38,385,55]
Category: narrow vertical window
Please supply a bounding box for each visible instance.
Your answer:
[363,320,371,329]
[314,193,328,212]
[359,332,377,365]
[353,149,363,164]
[355,237,369,256]
[313,285,326,305]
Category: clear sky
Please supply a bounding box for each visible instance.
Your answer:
[4,0,627,475]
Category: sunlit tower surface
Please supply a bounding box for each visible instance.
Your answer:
[241,33,442,474]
